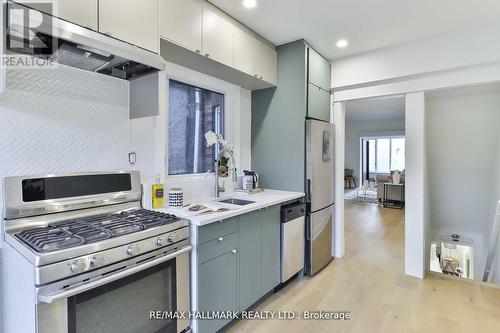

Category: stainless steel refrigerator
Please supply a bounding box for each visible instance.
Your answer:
[305,119,335,275]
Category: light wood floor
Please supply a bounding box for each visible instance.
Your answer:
[227,201,500,333]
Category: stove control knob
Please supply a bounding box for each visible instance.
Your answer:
[156,236,167,247]
[70,260,86,274]
[89,255,104,268]
[127,244,139,256]
[167,233,177,243]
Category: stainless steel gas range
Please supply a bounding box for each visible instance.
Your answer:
[1,171,191,333]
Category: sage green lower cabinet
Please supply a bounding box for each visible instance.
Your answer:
[238,210,263,311]
[238,205,281,310]
[196,205,282,333]
[261,206,281,293]
[197,251,238,333]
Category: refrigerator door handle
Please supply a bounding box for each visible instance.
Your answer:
[307,179,312,203]
[305,214,311,240]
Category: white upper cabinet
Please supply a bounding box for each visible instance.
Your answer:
[55,0,98,30]
[16,0,98,30]
[234,26,260,78]
[99,0,159,53]
[158,0,277,88]
[202,7,234,67]
[159,0,202,53]
[234,26,277,85]
[259,40,277,85]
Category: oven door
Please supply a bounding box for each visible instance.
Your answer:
[36,248,190,333]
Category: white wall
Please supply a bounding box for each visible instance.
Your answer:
[331,21,500,89]
[345,117,405,182]
[426,83,500,281]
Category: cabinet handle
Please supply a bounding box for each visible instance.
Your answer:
[259,76,263,80]
[217,237,224,242]
[254,74,258,77]
[195,49,201,53]
[231,249,238,254]
[205,53,210,57]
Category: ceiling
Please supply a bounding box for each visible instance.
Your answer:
[345,95,405,123]
[209,0,500,59]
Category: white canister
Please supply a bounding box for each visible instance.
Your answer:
[168,187,184,207]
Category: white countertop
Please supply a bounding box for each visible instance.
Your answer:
[155,189,304,226]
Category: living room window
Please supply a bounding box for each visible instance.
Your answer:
[168,80,224,175]
[364,137,405,176]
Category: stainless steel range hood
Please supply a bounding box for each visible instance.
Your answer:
[5,1,165,80]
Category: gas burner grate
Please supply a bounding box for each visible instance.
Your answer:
[52,220,113,243]
[123,209,181,229]
[79,214,145,236]
[16,209,182,253]
[17,227,86,252]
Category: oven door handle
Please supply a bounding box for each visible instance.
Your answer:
[37,245,192,304]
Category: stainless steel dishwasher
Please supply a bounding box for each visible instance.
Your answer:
[281,203,306,283]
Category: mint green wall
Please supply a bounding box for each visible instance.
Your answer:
[251,40,307,192]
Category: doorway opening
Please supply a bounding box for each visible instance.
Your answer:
[343,95,406,207]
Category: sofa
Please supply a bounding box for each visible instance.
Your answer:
[376,171,405,203]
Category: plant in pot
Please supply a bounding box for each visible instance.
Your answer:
[218,156,229,177]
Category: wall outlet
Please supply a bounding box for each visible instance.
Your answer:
[128,151,137,165]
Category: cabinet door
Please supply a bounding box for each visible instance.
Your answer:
[238,210,262,310]
[16,0,98,30]
[202,6,234,67]
[56,0,97,30]
[233,27,260,78]
[159,0,202,52]
[198,251,237,333]
[307,83,331,122]
[308,47,331,91]
[259,42,277,85]
[261,205,281,293]
[99,0,159,53]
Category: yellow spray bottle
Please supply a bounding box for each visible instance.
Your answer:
[152,174,165,209]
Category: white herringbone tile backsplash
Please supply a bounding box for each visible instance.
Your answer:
[0,65,136,218]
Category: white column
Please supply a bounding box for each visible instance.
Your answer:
[333,101,345,258]
[405,91,426,278]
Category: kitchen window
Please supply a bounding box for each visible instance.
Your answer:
[168,80,224,175]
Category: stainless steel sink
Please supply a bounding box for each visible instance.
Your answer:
[218,198,255,206]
